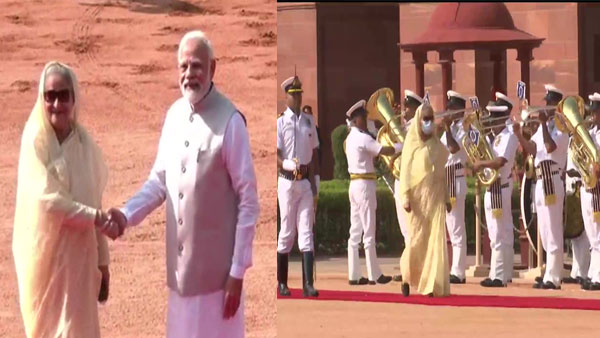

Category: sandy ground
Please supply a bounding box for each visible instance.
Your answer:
[0,0,276,337]
[278,257,600,337]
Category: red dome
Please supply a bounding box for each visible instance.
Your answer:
[428,3,515,30]
[401,3,543,51]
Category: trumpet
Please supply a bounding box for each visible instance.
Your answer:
[480,116,513,131]
[434,108,476,121]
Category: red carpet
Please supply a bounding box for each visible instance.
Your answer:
[278,288,600,311]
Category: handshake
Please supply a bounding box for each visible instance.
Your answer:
[94,208,128,240]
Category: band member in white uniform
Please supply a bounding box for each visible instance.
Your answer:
[579,92,600,291]
[474,93,519,287]
[277,75,320,297]
[513,85,570,289]
[565,131,591,285]
[440,90,469,284]
[393,90,423,282]
[345,99,400,285]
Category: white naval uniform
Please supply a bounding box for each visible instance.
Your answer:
[566,143,591,280]
[394,118,412,245]
[440,120,468,279]
[345,126,386,281]
[277,108,319,253]
[483,126,519,283]
[531,120,570,285]
[579,126,600,283]
[122,87,259,337]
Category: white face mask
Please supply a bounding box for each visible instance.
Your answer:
[421,120,434,135]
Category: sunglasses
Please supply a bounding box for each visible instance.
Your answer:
[44,89,71,103]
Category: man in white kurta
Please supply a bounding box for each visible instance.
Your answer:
[514,85,569,289]
[392,89,422,282]
[345,99,400,285]
[110,31,259,337]
[440,90,469,284]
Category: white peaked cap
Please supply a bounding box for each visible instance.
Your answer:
[346,99,366,118]
[588,92,600,102]
[544,84,564,96]
[495,92,514,107]
[404,89,423,103]
[280,77,294,92]
[447,90,467,101]
[486,105,509,112]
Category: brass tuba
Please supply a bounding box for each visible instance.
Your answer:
[366,88,406,179]
[461,111,499,186]
[556,95,600,188]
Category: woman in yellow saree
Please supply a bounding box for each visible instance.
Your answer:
[398,103,452,297]
[12,61,120,337]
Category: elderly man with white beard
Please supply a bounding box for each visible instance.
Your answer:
[106,30,260,337]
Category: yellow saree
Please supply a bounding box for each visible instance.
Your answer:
[399,104,451,297]
[12,62,108,337]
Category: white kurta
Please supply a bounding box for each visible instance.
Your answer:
[122,111,258,337]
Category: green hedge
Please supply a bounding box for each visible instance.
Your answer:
[331,124,349,180]
[277,177,522,256]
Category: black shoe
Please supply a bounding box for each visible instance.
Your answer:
[576,276,586,285]
[376,274,393,284]
[349,277,369,285]
[278,283,291,296]
[542,281,560,290]
[302,252,319,297]
[533,281,544,289]
[535,276,543,284]
[393,274,403,282]
[480,278,504,287]
[401,283,410,297]
[98,275,109,303]
[277,253,291,297]
[427,293,434,297]
[449,274,466,284]
[562,276,578,284]
[582,280,591,290]
[590,282,600,291]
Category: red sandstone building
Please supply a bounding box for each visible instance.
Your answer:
[278,2,600,179]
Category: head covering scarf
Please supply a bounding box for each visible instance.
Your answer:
[399,104,449,200]
[12,61,107,337]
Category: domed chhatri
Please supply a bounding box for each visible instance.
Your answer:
[402,3,543,50]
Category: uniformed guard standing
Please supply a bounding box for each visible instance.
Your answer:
[277,75,320,297]
[392,90,422,282]
[345,99,400,285]
[474,92,519,287]
[513,85,570,289]
[440,90,469,284]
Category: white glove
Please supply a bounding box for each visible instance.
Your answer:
[394,143,403,154]
[315,175,320,195]
[282,159,297,172]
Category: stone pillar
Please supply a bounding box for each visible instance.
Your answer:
[439,49,454,108]
[412,51,427,98]
[517,47,534,101]
[490,50,506,95]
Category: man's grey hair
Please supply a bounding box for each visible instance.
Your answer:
[178,30,215,61]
